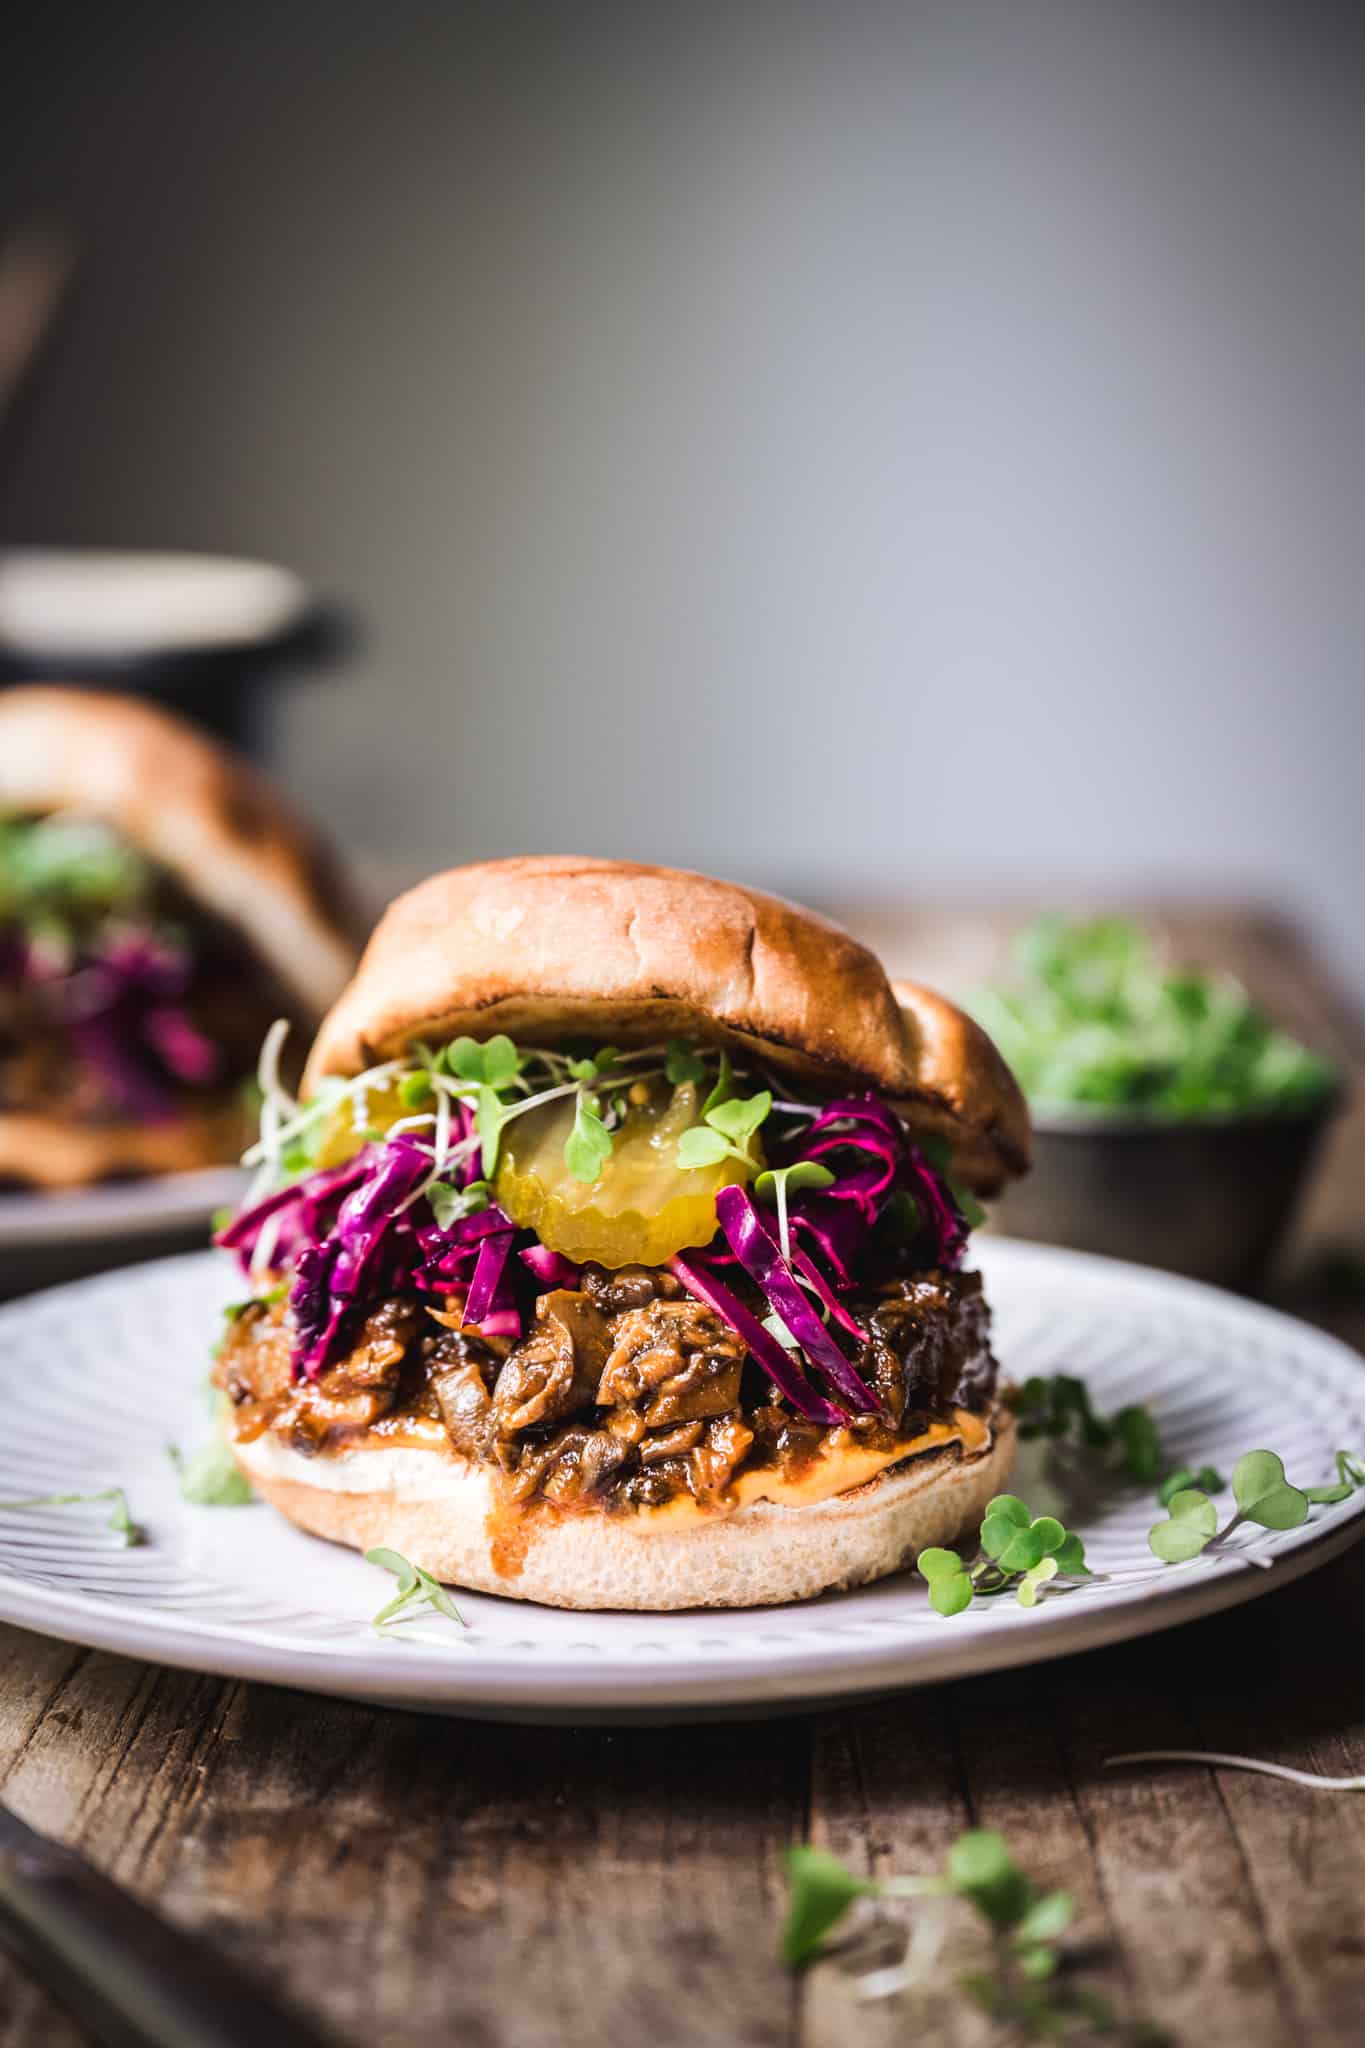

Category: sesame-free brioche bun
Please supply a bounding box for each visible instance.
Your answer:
[234,1404,1016,1611]
[304,857,1030,1193]
[0,684,362,1016]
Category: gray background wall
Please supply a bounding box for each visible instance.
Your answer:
[4,2,1363,989]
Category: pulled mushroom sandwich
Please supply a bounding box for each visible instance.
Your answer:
[0,686,362,1187]
[214,857,1030,1610]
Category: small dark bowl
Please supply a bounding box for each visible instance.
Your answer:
[0,547,354,755]
[988,1094,1342,1292]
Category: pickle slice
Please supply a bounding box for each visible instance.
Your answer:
[495,1081,754,1267]
[310,1077,409,1167]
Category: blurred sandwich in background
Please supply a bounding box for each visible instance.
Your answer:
[0,684,365,1188]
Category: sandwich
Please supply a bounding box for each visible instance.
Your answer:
[213,856,1030,1610]
[0,685,362,1188]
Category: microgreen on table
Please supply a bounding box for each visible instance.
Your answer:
[365,1548,466,1633]
[782,1827,1166,2041]
[917,1495,1089,1616]
[1107,1750,1365,1792]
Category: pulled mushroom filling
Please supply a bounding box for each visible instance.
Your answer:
[214,1032,999,1516]
[0,812,296,1135]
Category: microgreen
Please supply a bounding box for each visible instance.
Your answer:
[427,1177,491,1230]
[753,1160,835,1260]
[1145,1446,1359,1564]
[168,1391,254,1506]
[1012,1372,1166,1489]
[917,1495,1089,1616]
[967,915,1336,1117]
[1148,1488,1220,1563]
[1157,1464,1225,1507]
[398,1069,434,1110]
[365,1547,466,1633]
[0,1488,143,1546]
[664,1039,708,1085]
[564,1091,615,1183]
[676,1084,772,1174]
[916,1546,975,1616]
[1107,1750,1365,1792]
[781,1827,1163,2040]
[445,1035,521,1086]
[780,1846,876,1964]
[702,1050,734,1117]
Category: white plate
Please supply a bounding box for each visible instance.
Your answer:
[0,1240,1361,1722]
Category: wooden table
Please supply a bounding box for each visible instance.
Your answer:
[1,909,1362,2048]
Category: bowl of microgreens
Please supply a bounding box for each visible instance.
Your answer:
[966,916,1341,1290]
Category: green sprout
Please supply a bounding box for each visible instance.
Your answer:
[916,1495,1090,1617]
[1147,1446,1364,1564]
[366,1547,466,1633]
[168,1390,254,1506]
[966,915,1336,1118]
[0,1487,143,1546]
[780,1827,1166,2040]
[1010,1373,1163,1484]
[675,1056,773,1173]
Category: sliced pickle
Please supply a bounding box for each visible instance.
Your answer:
[495,1081,755,1268]
[310,1077,410,1167]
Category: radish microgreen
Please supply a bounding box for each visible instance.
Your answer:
[676,1086,773,1173]
[1011,1373,1163,1483]
[1156,1463,1225,1507]
[754,1161,835,1261]
[564,1091,614,1183]
[1147,1446,1364,1563]
[0,1487,143,1546]
[916,1495,1090,1616]
[781,1828,1165,2040]
[366,1547,466,1633]
[427,1177,491,1230]
[169,1388,254,1506]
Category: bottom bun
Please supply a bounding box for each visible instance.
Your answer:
[0,1103,248,1190]
[236,1406,1017,1611]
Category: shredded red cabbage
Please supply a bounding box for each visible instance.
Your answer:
[714,1186,884,1416]
[667,1252,846,1427]
[463,1229,517,1333]
[520,1244,581,1289]
[4,920,221,1119]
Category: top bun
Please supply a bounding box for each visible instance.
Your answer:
[305,857,1030,1191]
[0,684,363,1017]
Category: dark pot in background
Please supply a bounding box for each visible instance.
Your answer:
[0,546,354,755]
[988,1096,1342,1292]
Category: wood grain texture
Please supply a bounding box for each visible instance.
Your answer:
[0,907,1361,2048]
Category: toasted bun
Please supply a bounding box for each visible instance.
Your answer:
[234,1406,1015,1611]
[304,857,1029,1191]
[0,684,362,1016]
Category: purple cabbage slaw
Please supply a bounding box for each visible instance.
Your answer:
[2,922,220,1120]
[216,1088,970,1406]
